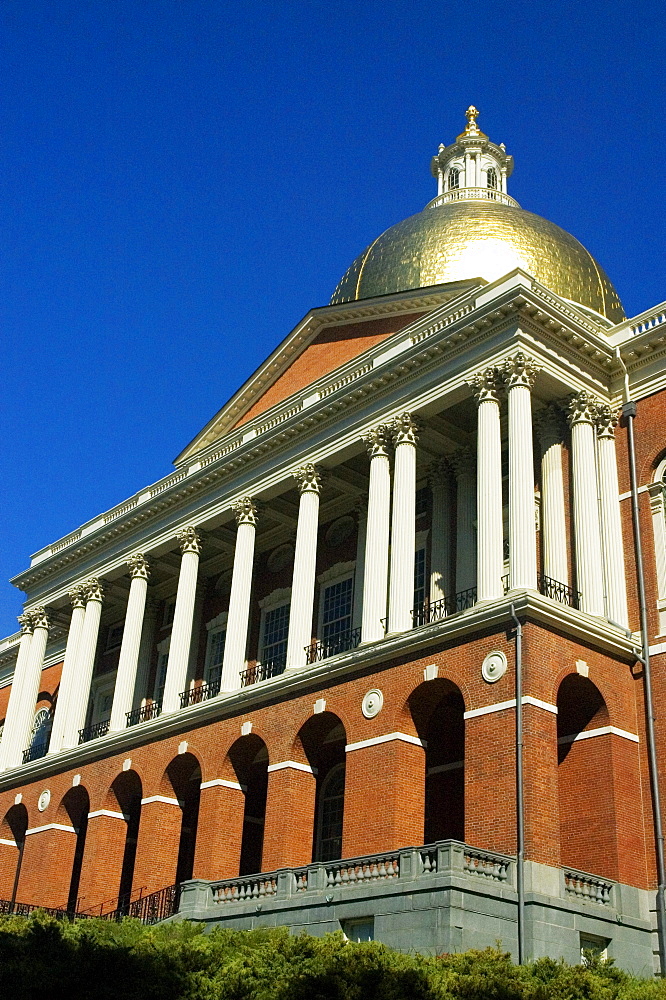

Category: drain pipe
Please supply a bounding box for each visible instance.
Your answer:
[510,602,525,964]
[617,347,666,974]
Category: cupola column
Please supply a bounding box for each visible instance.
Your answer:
[471,370,504,601]
[596,406,629,627]
[535,406,569,588]
[162,528,203,713]
[568,393,605,616]
[221,497,258,688]
[10,608,51,768]
[0,615,34,770]
[109,554,151,732]
[64,579,104,747]
[49,586,86,753]
[429,459,453,605]
[503,353,539,591]
[451,448,477,595]
[361,426,392,642]
[286,465,322,669]
[388,413,419,634]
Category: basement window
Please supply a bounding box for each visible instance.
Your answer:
[580,933,609,963]
[342,917,374,943]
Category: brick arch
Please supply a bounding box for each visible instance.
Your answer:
[291,711,347,773]
[296,712,347,864]
[549,664,624,729]
[0,803,28,902]
[158,750,202,799]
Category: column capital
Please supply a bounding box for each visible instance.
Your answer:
[595,403,619,439]
[428,457,452,488]
[567,390,601,427]
[17,612,34,636]
[232,496,258,525]
[68,585,87,610]
[391,412,419,447]
[354,496,368,517]
[128,553,151,580]
[501,352,540,389]
[83,577,105,603]
[468,367,501,405]
[450,447,476,478]
[363,424,392,459]
[534,403,566,444]
[27,606,51,631]
[177,526,203,555]
[293,463,322,494]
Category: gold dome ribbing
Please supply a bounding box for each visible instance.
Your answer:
[330,197,624,323]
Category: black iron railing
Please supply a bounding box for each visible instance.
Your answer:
[305,627,361,664]
[101,883,180,924]
[0,897,88,920]
[78,720,110,745]
[502,573,510,594]
[538,573,580,609]
[126,703,161,727]
[411,586,478,627]
[22,741,49,763]
[179,678,221,708]
[240,658,286,688]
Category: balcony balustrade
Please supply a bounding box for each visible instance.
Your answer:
[179,678,221,709]
[78,720,110,745]
[22,741,49,764]
[239,657,286,688]
[126,703,161,727]
[537,573,580,609]
[305,627,362,664]
[411,586,478,627]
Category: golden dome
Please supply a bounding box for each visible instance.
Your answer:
[330,199,625,323]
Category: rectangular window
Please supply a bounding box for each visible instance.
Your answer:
[154,650,169,705]
[322,577,353,644]
[206,628,226,690]
[261,603,290,672]
[580,933,609,963]
[415,486,429,518]
[414,548,426,609]
[105,621,124,652]
[163,598,176,628]
[343,918,374,943]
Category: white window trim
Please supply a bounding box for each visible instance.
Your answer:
[204,612,228,685]
[153,635,171,702]
[317,562,356,638]
[649,467,666,634]
[258,588,291,665]
[90,674,116,726]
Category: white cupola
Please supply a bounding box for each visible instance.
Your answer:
[430,106,517,207]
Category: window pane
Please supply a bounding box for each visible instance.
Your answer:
[414,548,426,608]
[262,603,290,669]
[155,652,169,703]
[317,766,345,862]
[322,577,353,641]
[207,628,226,687]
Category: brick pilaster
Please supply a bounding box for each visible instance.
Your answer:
[262,766,316,870]
[18,826,78,908]
[132,799,182,896]
[77,814,127,913]
[194,783,245,881]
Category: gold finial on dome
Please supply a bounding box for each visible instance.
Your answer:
[459,105,487,139]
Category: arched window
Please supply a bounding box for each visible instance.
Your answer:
[26,708,51,761]
[315,763,345,862]
[486,167,498,189]
[448,168,460,190]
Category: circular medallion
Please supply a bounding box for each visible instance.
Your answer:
[37,789,51,813]
[482,650,508,684]
[267,544,294,574]
[362,688,384,719]
[325,516,355,549]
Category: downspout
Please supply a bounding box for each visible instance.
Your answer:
[616,346,666,973]
[510,603,525,964]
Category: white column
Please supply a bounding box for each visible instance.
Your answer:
[64,579,104,746]
[286,465,322,669]
[162,527,203,713]
[596,405,629,627]
[352,501,367,631]
[221,497,257,690]
[535,405,569,587]
[451,449,477,594]
[503,353,539,591]
[471,369,504,601]
[361,426,392,642]
[0,615,33,770]
[568,392,605,616]
[132,597,157,711]
[429,460,452,604]
[388,413,419,634]
[6,609,51,769]
[49,587,86,753]
[109,554,150,732]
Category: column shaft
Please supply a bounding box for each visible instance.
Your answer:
[504,355,538,590]
[162,528,202,713]
[49,589,86,753]
[537,407,569,586]
[452,451,476,594]
[361,427,392,642]
[286,466,321,668]
[472,371,504,600]
[352,504,367,630]
[597,407,629,626]
[388,414,418,634]
[0,620,33,770]
[430,461,452,603]
[9,610,50,768]
[221,498,257,689]
[110,555,150,732]
[65,582,104,746]
[568,393,605,615]
[132,599,157,710]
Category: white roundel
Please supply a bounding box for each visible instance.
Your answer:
[37,789,51,813]
[362,689,384,719]
[482,650,508,683]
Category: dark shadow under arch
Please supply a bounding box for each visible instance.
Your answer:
[227,734,269,876]
[410,679,465,843]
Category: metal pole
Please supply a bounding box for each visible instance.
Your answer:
[622,400,666,974]
[510,603,525,964]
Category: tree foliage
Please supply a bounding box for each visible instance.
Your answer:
[0,913,663,1000]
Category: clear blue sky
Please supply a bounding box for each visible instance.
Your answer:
[1,0,665,635]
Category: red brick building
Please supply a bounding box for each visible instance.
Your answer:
[1,107,665,970]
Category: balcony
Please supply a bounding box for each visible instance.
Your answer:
[22,741,48,764]
[126,703,161,728]
[240,658,286,688]
[305,627,362,664]
[179,678,221,709]
[537,573,580,609]
[411,586,477,627]
[78,720,110,744]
